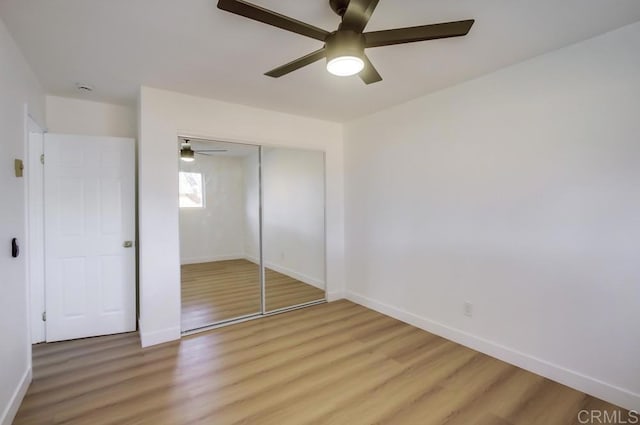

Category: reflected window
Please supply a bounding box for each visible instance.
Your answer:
[179,171,204,208]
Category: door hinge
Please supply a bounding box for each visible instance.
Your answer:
[40,154,44,165]
[42,311,46,322]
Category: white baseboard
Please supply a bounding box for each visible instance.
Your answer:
[139,325,181,348]
[1,367,32,425]
[180,254,245,265]
[327,290,345,302]
[263,262,324,290]
[345,290,640,412]
[244,256,325,290]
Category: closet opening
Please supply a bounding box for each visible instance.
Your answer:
[178,136,326,333]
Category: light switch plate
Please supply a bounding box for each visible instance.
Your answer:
[14,159,24,177]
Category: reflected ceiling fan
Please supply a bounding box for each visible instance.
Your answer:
[180,139,228,162]
[217,0,475,84]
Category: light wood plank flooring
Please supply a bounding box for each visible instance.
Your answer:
[264,267,325,311]
[15,300,627,425]
[181,259,325,330]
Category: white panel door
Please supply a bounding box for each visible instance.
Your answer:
[44,134,136,342]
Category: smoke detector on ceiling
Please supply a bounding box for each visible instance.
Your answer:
[75,83,94,92]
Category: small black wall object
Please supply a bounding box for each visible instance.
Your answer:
[11,238,19,258]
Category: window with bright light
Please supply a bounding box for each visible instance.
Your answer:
[179,172,204,208]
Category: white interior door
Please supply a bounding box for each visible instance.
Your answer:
[44,134,136,342]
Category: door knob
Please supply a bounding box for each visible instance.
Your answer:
[123,241,134,248]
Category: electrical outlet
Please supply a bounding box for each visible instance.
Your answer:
[464,301,473,318]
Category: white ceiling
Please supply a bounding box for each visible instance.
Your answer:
[1,0,640,122]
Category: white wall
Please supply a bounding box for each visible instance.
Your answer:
[46,95,136,138]
[243,151,260,261]
[179,155,246,264]
[262,147,325,288]
[138,87,344,347]
[344,22,640,410]
[0,17,45,425]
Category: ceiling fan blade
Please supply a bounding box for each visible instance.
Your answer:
[217,0,329,41]
[340,0,379,33]
[195,150,228,152]
[365,19,475,48]
[265,48,326,78]
[359,54,382,85]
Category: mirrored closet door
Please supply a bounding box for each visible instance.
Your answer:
[262,147,326,312]
[179,138,261,331]
[179,138,326,332]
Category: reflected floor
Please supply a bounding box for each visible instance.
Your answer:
[181,259,325,331]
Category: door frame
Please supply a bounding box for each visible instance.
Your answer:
[25,111,46,344]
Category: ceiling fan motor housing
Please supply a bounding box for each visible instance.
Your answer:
[325,30,365,63]
[329,0,350,16]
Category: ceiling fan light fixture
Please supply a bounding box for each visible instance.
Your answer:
[326,55,364,76]
[180,145,195,162]
[325,30,366,77]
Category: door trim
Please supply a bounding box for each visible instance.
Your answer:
[25,113,45,344]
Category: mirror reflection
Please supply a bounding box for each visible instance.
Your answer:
[178,138,326,332]
[262,147,326,311]
[179,138,261,331]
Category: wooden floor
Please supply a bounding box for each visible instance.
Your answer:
[181,259,325,330]
[16,300,627,425]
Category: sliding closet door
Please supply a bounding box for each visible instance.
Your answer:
[179,138,261,331]
[262,147,326,312]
